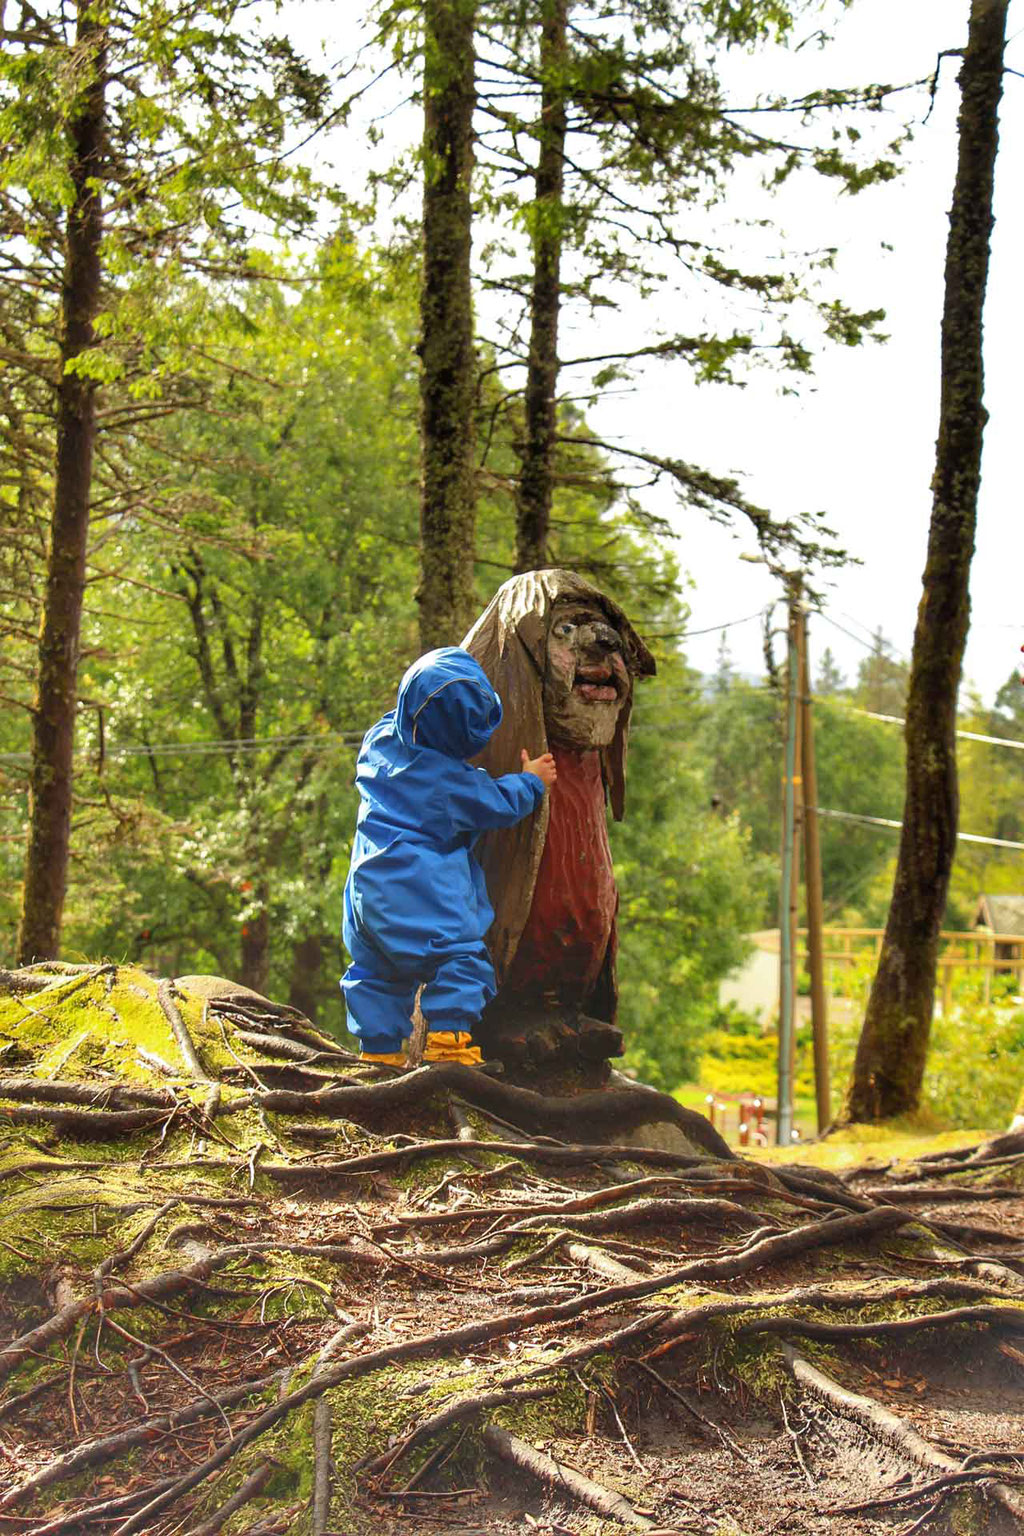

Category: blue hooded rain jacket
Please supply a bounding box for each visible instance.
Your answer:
[341,648,545,1052]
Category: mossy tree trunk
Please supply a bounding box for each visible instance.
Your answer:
[846,0,1009,1122]
[417,0,478,650]
[515,0,568,574]
[16,2,106,964]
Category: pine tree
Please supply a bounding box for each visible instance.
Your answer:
[846,0,1010,1123]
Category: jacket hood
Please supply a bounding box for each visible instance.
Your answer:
[395,647,503,759]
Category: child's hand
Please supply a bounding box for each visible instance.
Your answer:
[521,749,557,788]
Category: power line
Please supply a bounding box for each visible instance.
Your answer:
[0,731,365,767]
[816,805,1024,852]
[819,612,885,654]
[855,708,1024,754]
[652,607,770,642]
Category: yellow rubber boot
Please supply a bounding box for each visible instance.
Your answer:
[422,1030,483,1067]
[359,1050,407,1068]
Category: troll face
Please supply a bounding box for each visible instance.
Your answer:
[543,599,632,750]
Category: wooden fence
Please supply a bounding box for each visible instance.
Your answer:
[790,927,1024,1014]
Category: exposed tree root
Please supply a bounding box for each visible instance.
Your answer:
[4,966,1024,1536]
[0,1367,289,1510]
[859,1184,1024,1205]
[783,1343,1024,1523]
[236,1064,732,1155]
[0,1077,174,1110]
[156,978,212,1082]
[186,1460,278,1536]
[0,1102,181,1137]
[481,1424,655,1530]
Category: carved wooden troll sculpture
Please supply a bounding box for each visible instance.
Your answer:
[462,569,655,1077]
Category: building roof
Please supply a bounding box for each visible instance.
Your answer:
[973,894,1024,936]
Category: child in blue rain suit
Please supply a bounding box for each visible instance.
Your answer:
[342,647,556,1066]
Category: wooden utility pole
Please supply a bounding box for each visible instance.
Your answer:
[798,606,831,1132]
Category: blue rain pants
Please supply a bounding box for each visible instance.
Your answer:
[340,647,545,1051]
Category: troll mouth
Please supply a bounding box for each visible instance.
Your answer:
[573,665,622,703]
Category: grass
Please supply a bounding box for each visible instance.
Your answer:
[672,1082,999,1169]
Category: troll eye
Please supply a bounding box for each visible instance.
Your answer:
[552,620,578,639]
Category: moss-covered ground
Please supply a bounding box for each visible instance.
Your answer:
[2,963,1023,1536]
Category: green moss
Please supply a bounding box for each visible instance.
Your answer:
[718,1333,790,1398]
[0,966,258,1086]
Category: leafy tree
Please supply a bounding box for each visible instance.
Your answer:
[816,646,846,696]
[469,0,903,571]
[613,658,775,1088]
[698,673,904,926]
[847,0,1010,1124]
[2,0,327,962]
[46,241,422,1012]
[852,628,909,716]
[949,677,1024,914]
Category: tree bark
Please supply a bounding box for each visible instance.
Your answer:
[515,0,568,574]
[288,932,323,1022]
[17,4,106,964]
[417,0,478,650]
[845,0,1008,1122]
[239,881,270,995]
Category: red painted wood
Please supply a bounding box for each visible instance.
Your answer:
[504,746,616,1005]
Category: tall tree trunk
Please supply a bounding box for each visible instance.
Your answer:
[515,0,568,574]
[240,881,270,994]
[17,4,106,964]
[288,933,323,1022]
[417,0,478,650]
[845,0,1008,1123]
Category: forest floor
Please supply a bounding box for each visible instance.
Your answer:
[1,964,1022,1536]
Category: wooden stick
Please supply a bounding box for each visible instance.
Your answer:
[311,1397,332,1536]
[566,1241,640,1283]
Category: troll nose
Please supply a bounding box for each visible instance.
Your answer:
[589,622,622,653]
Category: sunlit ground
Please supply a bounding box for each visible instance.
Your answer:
[673,1082,998,1167]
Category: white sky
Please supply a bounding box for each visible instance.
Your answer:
[293,0,1022,703]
